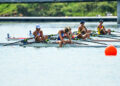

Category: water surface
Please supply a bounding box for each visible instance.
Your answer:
[0,22,120,86]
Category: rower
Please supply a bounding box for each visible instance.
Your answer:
[33,25,48,42]
[56,27,71,47]
[64,27,73,38]
[97,20,111,35]
[68,27,73,38]
[77,21,90,39]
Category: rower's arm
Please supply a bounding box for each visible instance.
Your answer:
[84,26,87,32]
[33,31,38,38]
[41,30,44,38]
[103,26,106,31]
[58,31,64,41]
[33,31,36,36]
[78,27,81,34]
[67,33,71,41]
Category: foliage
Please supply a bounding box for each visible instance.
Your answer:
[0,1,117,16]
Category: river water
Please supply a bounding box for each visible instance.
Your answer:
[0,22,120,86]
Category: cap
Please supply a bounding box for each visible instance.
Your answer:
[80,20,85,24]
[36,25,40,29]
[99,19,104,23]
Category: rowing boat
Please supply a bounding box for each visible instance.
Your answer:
[3,30,120,48]
[1,38,120,48]
[20,42,111,48]
[6,35,120,42]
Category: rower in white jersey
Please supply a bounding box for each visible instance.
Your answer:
[33,25,47,42]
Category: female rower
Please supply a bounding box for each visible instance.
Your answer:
[97,20,111,35]
[78,21,91,34]
[56,27,71,47]
[73,21,90,39]
[33,25,48,42]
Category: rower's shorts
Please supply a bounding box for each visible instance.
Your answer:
[81,31,86,35]
[100,30,107,35]
[58,37,60,40]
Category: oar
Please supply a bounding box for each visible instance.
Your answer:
[49,36,108,45]
[49,40,89,46]
[72,37,108,45]
[93,39,120,42]
[72,38,108,45]
[111,30,120,33]
[4,37,34,46]
[72,41,88,45]
[97,35,120,40]
[82,39,108,45]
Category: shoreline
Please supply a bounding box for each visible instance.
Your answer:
[0,16,117,22]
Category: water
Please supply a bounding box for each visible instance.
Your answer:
[0,22,120,86]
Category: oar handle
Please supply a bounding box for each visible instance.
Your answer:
[4,37,34,46]
[72,41,88,45]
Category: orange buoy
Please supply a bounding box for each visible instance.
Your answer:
[105,45,117,56]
